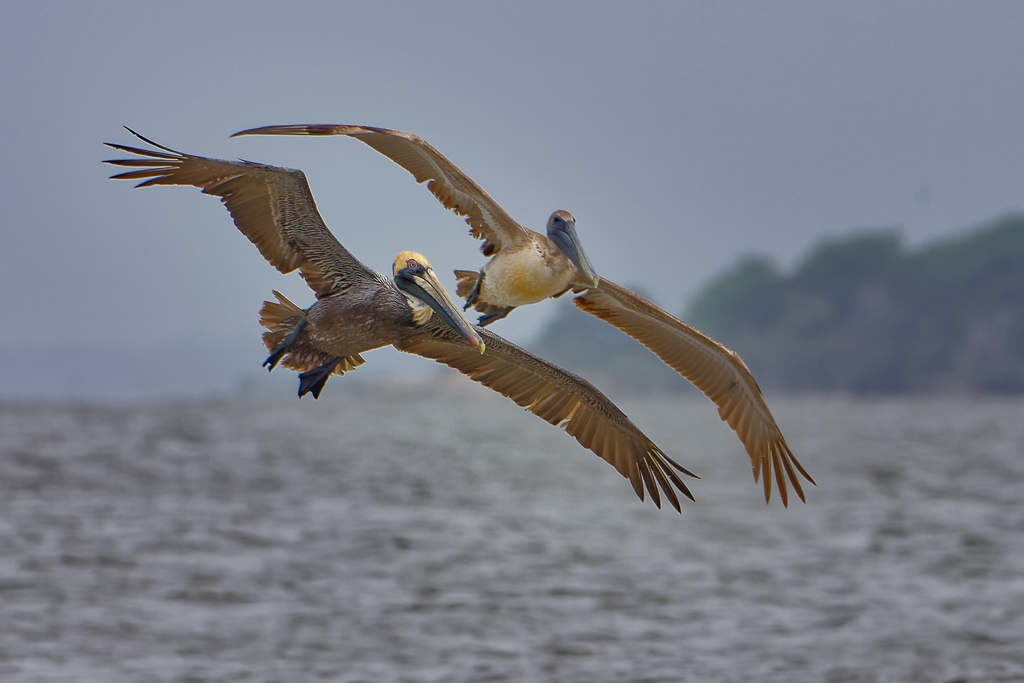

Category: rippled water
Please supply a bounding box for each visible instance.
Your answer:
[1,388,1022,682]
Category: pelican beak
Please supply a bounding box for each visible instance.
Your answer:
[397,265,486,353]
[549,215,599,288]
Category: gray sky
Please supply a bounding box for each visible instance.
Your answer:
[3,2,1023,398]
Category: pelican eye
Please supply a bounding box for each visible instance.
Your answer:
[406,258,422,271]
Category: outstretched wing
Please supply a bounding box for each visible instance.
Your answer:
[232,124,532,257]
[574,278,814,506]
[399,323,696,512]
[105,128,377,298]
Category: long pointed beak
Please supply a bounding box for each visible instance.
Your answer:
[398,268,486,353]
[551,222,599,288]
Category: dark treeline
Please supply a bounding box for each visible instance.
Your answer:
[532,214,1024,394]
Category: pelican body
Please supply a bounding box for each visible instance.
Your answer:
[456,208,597,323]
[260,251,485,399]
[104,129,695,511]
[231,123,815,506]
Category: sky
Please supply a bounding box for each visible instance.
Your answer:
[2,1,1023,399]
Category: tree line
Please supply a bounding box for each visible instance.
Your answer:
[532,214,1024,394]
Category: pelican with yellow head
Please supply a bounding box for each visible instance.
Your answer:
[258,250,485,399]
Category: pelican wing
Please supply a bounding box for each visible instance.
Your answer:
[232,124,531,257]
[105,129,376,298]
[574,278,814,506]
[399,325,696,512]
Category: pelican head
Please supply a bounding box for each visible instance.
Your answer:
[393,252,486,353]
[546,210,599,288]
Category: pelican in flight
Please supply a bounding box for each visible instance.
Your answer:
[104,129,696,511]
[231,123,815,506]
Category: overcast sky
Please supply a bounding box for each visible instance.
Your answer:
[3,2,1023,398]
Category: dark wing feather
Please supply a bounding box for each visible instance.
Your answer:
[575,278,814,506]
[232,124,532,257]
[398,323,696,511]
[105,128,376,298]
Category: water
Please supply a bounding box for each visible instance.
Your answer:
[1,388,1022,682]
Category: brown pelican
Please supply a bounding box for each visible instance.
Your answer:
[104,129,695,511]
[231,124,815,506]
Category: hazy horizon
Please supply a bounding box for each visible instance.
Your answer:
[4,213,1018,401]
[3,2,1023,399]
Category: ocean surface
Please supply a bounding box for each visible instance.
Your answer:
[1,387,1022,682]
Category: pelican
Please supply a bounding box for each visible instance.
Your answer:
[104,129,695,511]
[231,124,815,506]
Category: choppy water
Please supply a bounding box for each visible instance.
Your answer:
[1,388,1022,682]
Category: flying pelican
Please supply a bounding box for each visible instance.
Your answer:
[230,124,815,506]
[104,129,696,512]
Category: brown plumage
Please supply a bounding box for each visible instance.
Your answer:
[104,128,696,511]
[230,123,814,506]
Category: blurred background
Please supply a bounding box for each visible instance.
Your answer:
[3,4,1024,682]
[2,1,1023,400]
